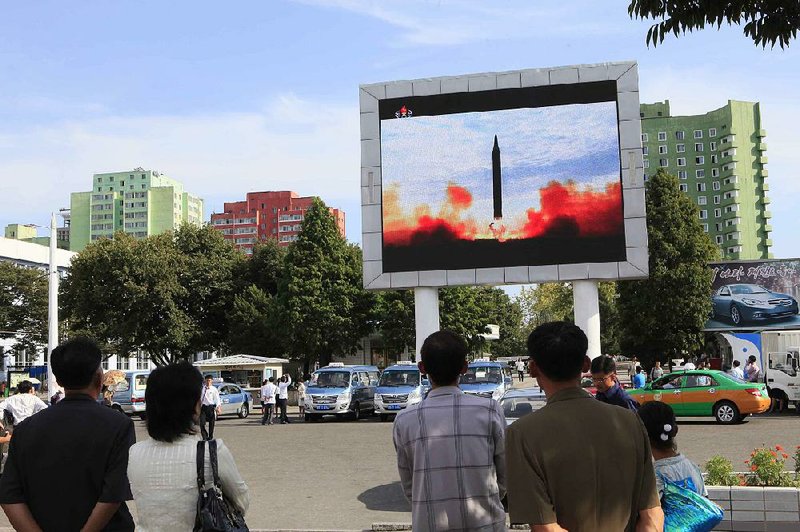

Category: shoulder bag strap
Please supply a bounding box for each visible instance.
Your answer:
[196,440,206,492]
[209,439,222,487]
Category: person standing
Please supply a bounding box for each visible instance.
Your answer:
[649,361,664,382]
[515,359,526,382]
[591,355,640,411]
[199,375,221,439]
[633,366,646,389]
[0,338,136,531]
[260,377,278,426]
[393,330,506,531]
[277,374,292,424]
[297,379,307,420]
[745,355,761,382]
[505,322,662,531]
[0,380,47,428]
[729,360,745,380]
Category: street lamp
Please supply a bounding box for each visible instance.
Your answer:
[47,209,70,398]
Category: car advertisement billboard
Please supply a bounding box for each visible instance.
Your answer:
[706,259,800,331]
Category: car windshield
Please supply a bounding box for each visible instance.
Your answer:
[731,285,768,295]
[380,370,420,387]
[461,366,503,385]
[310,371,351,388]
[500,396,547,418]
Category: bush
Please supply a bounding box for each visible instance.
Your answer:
[705,455,738,486]
[744,445,795,487]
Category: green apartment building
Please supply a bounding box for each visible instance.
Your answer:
[70,168,204,252]
[640,100,771,260]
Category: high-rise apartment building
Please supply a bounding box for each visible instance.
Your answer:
[210,191,345,254]
[70,168,204,252]
[640,100,771,260]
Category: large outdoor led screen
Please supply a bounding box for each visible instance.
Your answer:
[380,83,624,272]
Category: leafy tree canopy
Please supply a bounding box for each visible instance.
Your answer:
[629,0,800,48]
[0,262,48,359]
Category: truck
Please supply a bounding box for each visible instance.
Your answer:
[722,330,800,413]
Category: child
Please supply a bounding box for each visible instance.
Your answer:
[638,401,706,497]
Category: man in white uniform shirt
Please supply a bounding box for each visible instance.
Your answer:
[199,375,221,440]
[0,380,47,428]
[277,374,292,424]
[260,377,278,426]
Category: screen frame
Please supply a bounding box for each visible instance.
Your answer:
[360,62,648,290]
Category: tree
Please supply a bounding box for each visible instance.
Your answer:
[628,0,800,48]
[277,198,374,367]
[0,262,48,361]
[373,290,415,359]
[474,287,526,359]
[617,169,720,367]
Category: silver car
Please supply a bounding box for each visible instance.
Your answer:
[499,388,548,426]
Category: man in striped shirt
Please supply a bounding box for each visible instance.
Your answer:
[393,331,507,531]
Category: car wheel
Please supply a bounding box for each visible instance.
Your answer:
[714,401,740,424]
[238,403,249,419]
[730,305,742,325]
[350,403,361,421]
[380,414,389,422]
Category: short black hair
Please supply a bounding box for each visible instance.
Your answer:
[17,380,33,394]
[590,354,616,375]
[733,360,741,367]
[635,366,643,373]
[146,362,203,442]
[638,401,678,451]
[527,322,587,382]
[421,330,467,385]
[204,374,214,380]
[51,338,102,389]
[268,376,275,383]
[747,355,757,363]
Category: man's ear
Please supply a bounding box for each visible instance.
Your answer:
[581,356,591,373]
[529,360,540,379]
[460,360,468,375]
[417,361,426,375]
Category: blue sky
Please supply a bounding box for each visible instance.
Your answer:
[381,102,619,231]
[0,0,798,260]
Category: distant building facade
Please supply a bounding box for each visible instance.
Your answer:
[210,191,345,254]
[69,168,204,252]
[640,100,771,260]
[4,222,69,250]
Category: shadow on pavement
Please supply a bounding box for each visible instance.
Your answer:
[358,482,411,512]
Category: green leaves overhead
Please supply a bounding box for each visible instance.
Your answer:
[0,262,48,359]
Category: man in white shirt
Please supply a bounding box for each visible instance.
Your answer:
[199,375,221,440]
[260,377,278,426]
[728,360,745,380]
[0,381,47,428]
[277,374,292,424]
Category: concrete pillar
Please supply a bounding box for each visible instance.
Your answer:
[414,287,440,363]
[47,212,60,397]
[573,280,601,359]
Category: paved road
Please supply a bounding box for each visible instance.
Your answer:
[1,394,799,529]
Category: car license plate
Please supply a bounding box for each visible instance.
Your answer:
[316,405,330,410]
[387,405,401,410]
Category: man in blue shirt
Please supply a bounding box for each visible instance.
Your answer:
[633,365,647,389]
[591,355,640,411]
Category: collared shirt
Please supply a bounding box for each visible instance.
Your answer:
[277,375,292,400]
[745,363,761,382]
[596,382,640,411]
[650,366,664,381]
[0,393,136,531]
[506,387,659,532]
[633,373,646,389]
[729,366,745,380]
[201,385,221,407]
[0,393,48,426]
[393,386,507,532]
[260,383,278,405]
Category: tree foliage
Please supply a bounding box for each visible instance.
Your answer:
[0,262,48,359]
[628,0,800,48]
[374,289,415,358]
[617,169,720,367]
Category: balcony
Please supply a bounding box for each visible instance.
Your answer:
[758,129,767,138]
[721,196,739,207]
[719,154,739,166]
[763,210,772,219]
[722,179,740,192]
[761,182,769,191]
[764,238,773,247]
[762,168,769,177]
[760,196,771,205]
[756,142,767,151]
[764,224,773,232]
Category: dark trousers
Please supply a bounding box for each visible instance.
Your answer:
[261,403,274,425]
[277,398,289,422]
[199,405,216,440]
[518,370,525,382]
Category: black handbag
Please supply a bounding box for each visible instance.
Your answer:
[194,439,249,532]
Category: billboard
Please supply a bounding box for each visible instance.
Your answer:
[360,62,649,290]
[706,259,800,331]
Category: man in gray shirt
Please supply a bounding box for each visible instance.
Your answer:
[393,331,507,531]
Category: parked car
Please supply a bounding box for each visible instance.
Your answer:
[710,284,799,326]
[459,360,513,401]
[374,361,429,422]
[213,382,252,419]
[304,364,381,421]
[107,371,150,418]
[499,388,547,426]
[627,369,770,424]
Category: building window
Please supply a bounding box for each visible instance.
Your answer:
[715,223,723,231]
[698,196,707,205]
[714,208,722,217]
[641,133,648,142]
[713,181,721,191]
[702,223,708,232]
[711,168,719,177]
[658,132,667,141]
[676,144,685,153]
[713,195,721,204]
[697,183,706,192]
[698,210,708,219]
[696,169,706,178]
[678,171,688,179]
[695,143,704,152]
[709,128,717,137]
[642,146,649,155]
[119,357,130,370]
[694,130,703,139]
[102,358,109,370]
[679,184,688,192]
[137,353,148,370]
[695,156,705,164]
[643,159,650,168]
[677,158,686,167]
[716,235,724,244]
[675,131,685,140]
[659,145,668,154]
[710,141,717,151]
[711,155,718,164]
[659,158,668,167]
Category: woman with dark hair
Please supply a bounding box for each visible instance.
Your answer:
[127,362,249,530]
[638,401,706,498]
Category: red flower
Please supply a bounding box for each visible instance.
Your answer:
[776,445,784,451]
[751,465,758,472]
[782,453,789,459]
